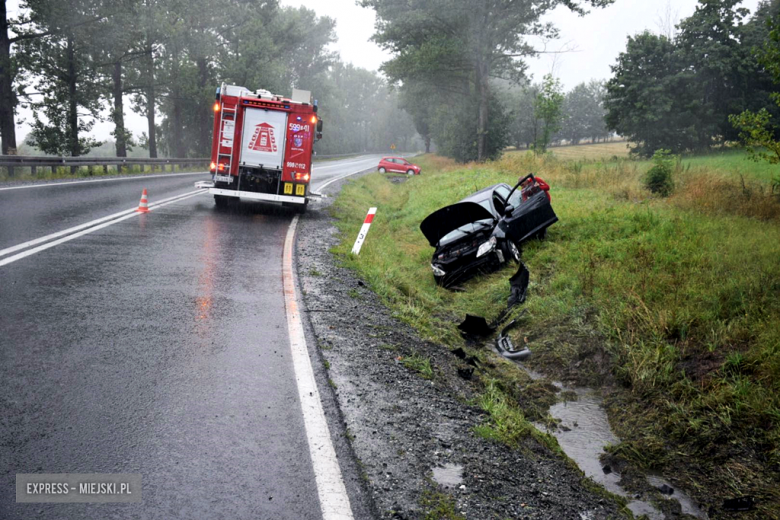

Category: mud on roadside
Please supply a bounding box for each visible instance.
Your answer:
[295,180,626,519]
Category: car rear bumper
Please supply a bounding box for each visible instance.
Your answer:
[209,188,306,204]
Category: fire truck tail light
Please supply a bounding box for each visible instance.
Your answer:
[218,163,225,171]
[310,116,317,124]
[303,173,310,182]
[210,162,216,171]
[213,102,220,112]
[294,172,311,182]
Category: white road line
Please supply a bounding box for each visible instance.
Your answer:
[282,217,354,520]
[0,190,203,258]
[0,171,209,191]
[312,164,375,196]
[0,190,206,267]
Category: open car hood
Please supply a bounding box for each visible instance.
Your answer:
[419,202,496,247]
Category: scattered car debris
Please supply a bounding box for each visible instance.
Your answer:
[451,347,467,359]
[494,317,532,361]
[420,174,557,288]
[656,483,674,495]
[457,366,474,380]
[507,262,529,307]
[458,314,496,337]
[457,262,531,339]
[722,496,754,512]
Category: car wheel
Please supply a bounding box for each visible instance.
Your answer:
[379,167,386,173]
[507,240,521,262]
[214,195,228,208]
[407,169,415,176]
[536,229,547,240]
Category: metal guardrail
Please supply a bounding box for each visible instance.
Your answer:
[0,151,416,176]
[0,155,208,176]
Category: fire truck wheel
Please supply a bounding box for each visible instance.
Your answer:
[295,201,308,214]
[378,167,386,173]
[214,195,229,208]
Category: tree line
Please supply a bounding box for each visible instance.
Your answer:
[359,0,615,163]
[359,0,780,164]
[604,0,780,157]
[0,0,419,164]
[503,77,610,154]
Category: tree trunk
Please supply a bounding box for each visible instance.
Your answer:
[171,44,184,158]
[196,56,210,153]
[145,44,157,158]
[66,34,79,159]
[424,135,431,153]
[0,1,17,156]
[476,60,489,162]
[112,60,127,157]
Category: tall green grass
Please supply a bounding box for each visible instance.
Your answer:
[332,150,780,517]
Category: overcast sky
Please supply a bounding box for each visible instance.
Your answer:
[13,0,764,142]
[289,0,762,88]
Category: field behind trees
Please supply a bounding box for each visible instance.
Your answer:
[330,144,780,517]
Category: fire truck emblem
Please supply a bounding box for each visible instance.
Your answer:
[294,135,303,148]
[248,122,277,153]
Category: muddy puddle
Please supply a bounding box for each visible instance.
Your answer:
[523,369,708,519]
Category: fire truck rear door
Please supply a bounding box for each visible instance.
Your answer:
[239,108,288,170]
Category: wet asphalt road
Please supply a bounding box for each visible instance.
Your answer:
[0,155,383,519]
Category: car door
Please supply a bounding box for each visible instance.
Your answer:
[503,182,558,243]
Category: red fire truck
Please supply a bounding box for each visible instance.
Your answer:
[197,83,323,212]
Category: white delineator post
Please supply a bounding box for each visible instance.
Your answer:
[351,207,377,255]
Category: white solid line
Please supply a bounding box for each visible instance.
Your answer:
[313,164,374,196]
[0,190,203,258]
[0,190,206,267]
[0,171,209,191]
[282,216,354,520]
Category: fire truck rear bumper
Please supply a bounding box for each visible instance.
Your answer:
[208,188,307,204]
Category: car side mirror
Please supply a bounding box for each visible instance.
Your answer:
[504,204,515,216]
[317,119,323,132]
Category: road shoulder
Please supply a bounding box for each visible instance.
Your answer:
[294,175,624,519]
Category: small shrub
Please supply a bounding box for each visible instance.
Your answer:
[644,149,675,197]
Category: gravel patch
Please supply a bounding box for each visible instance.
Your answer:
[294,174,626,519]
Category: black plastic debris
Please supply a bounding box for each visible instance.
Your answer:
[451,347,467,359]
[494,317,532,361]
[507,262,530,308]
[656,484,674,496]
[458,262,532,339]
[722,496,754,512]
[602,465,612,475]
[458,314,495,337]
[457,366,474,380]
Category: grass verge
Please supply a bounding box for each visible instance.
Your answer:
[331,149,780,518]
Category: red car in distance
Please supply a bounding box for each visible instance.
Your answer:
[377,156,421,175]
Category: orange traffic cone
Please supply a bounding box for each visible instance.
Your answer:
[136,188,150,213]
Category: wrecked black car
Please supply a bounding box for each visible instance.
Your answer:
[419,174,557,288]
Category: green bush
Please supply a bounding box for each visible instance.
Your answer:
[644,149,675,196]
